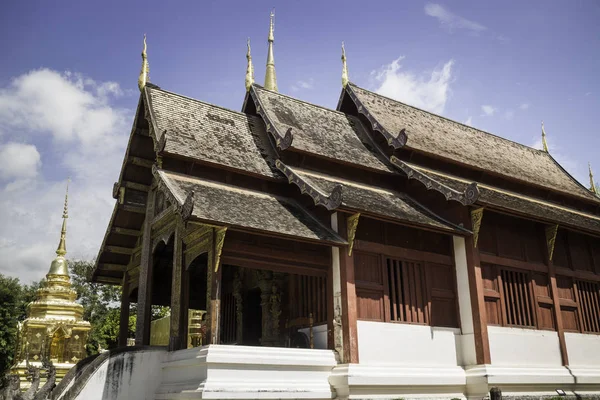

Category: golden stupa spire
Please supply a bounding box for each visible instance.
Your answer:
[138,34,149,92]
[56,179,69,257]
[245,38,255,92]
[541,121,549,152]
[264,9,278,92]
[590,162,598,195]
[341,42,349,88]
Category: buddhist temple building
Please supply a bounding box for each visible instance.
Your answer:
[12,183,91,389]
[80,12,600,400]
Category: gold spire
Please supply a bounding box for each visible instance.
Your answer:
[138,34,149,92]
[541,121,549,152]
[341,42,349,88]
[56,179,69,257]
[590,162,598,195]
[245,38,255,92]
[48,179,70,276]
[264,9,278,92]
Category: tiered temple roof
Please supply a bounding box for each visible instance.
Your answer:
[92,28,600,284]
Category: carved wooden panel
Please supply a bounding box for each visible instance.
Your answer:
[533,273,555,330]
[569,232,594,272]
[553,230,570,268]
[355,251,385,321]
[357,216,451,256]
[556,275,579,332]
[356,288,385,321]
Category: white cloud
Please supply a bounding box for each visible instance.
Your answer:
[481,105,497,116]
[424,3,486,33]
[465,116,473,126]
[504,110,514,120]
[519,103,530,110]
[0,142,41,181]
[291,78,314,92]
[372,57,454,114]
[0,69,130,283]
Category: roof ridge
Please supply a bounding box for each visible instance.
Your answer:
[348,82,546,155]
[253,83,347,115]
[411,163,600,221]
[147,85,262,121]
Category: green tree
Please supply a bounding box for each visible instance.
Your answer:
[0,274,25,377]
[68,259,170,354]
[69,259,121,354]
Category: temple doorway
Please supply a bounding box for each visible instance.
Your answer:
[242,288,262,346]
[218,265,328,349]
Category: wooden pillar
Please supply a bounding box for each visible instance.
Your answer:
[206,227,226,344]
[118,273,130,347]
[544,225,569,365]
[169,222,185,351]
[135,189,155,346]
[327,260,335,351]
[461,207,491,365]
[332,212,359,364]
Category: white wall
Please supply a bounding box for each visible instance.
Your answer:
[357,320,462,366]
[488,326,562,367]
[73,350,164,400]
[565,332,600,367]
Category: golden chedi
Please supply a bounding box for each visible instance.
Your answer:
[11,182,91,388]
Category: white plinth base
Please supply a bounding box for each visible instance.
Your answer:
[330,364,468,400]
[466,365,600,399]
[329,364,600,400]
[155,345,337,399]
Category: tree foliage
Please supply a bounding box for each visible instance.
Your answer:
[0,275,42,378]
[0,274,22,378]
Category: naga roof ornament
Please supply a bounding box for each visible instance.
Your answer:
[138,34,149,92]
[541,121,549,152]
[341,42,349,88]
[264,9,278,92]
[590,162,598,195]
[245,38,255,92]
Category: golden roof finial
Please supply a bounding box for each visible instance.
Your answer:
[245,38,255,92]
[341,42,349,88]
[264,9,278,92]
[138,34,149,92]
[541,121,549,152]
[590,162,598,195]
[56,178,70,257]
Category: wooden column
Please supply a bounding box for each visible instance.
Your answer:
[462,207,491,365]
[206,227,226,344]
[135,189,155,346]
[544,225,569,365]
[169,221,185,351]
[336,212,359,364]
[327,260,335,351]
[118,272,130,347]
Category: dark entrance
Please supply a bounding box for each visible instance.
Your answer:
[242,288,262,346]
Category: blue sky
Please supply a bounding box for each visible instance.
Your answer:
[1,0,599,282]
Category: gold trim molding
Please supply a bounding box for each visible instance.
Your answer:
[347,213,360,256]
[470,207,485,248]
[545,224,559,262]
[214,227,227,272]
